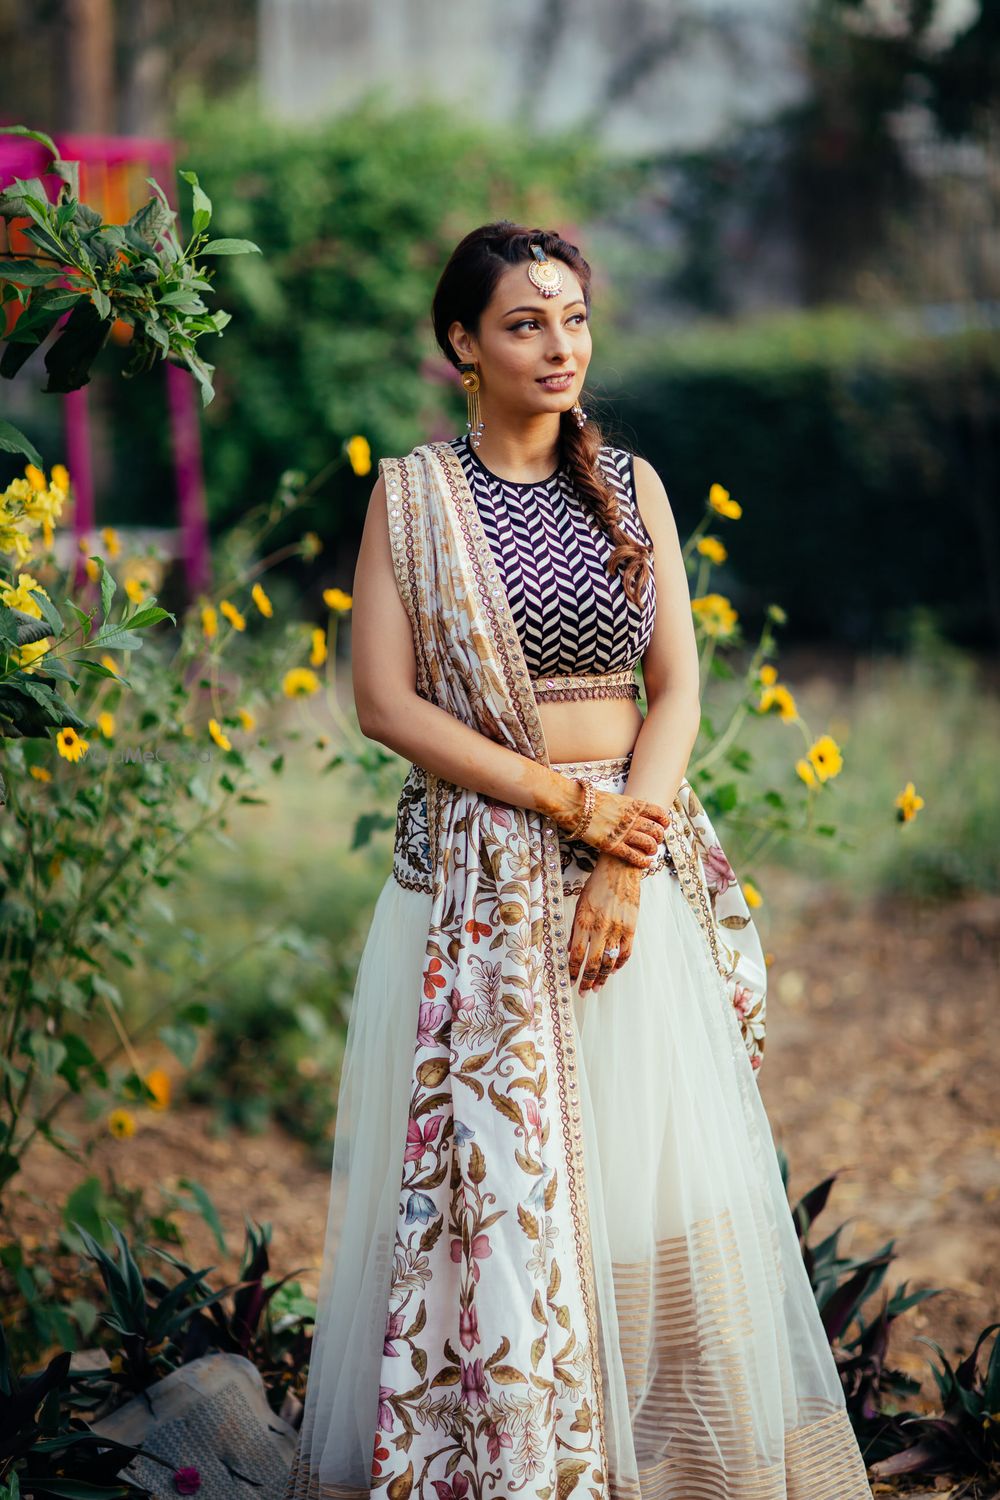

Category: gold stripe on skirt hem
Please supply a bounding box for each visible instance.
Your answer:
[284,1404,871,1500]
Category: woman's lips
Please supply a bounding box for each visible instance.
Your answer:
[537,373,574,389]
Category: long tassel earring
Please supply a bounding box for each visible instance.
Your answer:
[459,362,485,449]
[571,401,587,428]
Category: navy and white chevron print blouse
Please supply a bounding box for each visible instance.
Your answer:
[448,434,656,679]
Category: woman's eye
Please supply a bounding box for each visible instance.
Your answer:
[511,315,587,331]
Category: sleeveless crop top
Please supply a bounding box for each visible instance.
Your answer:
[448,434,656,679]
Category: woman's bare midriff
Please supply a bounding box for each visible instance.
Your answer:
[536,696,644,764]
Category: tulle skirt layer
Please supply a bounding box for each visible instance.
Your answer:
[284,756,871,1499]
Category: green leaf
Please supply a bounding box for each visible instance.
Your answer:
[0,420,42,467]
[177,1177,229,1256]
[199,238,262,256]
[123,603,175,631]
[179,168,212,229]
[31,587,64,636]
[126,193,175,250]
[160,289,207,312]
[92,557,116,622]
[3,295,83,360]
[182,346,216,406]
[26,1034,67,1078]
[158,1023,200,1069]
[43,296,114,394]
[0,258,62,285]
[816,824,837,837]
[91,285,111,320]
[0,175,51,225]
[90,625,144,652]
[0,124,59,159]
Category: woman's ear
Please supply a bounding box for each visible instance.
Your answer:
[448,320,474,363]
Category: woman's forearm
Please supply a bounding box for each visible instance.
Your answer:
[361,693,584,825]
[624,691,701,809]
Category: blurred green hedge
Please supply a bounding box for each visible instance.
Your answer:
[89,96,999,648]
[595,311,1000,648]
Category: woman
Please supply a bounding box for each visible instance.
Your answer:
[283,223,872,1498]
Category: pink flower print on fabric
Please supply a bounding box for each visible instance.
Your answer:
[485,1417,514,1462]
[405,1113,443,1162]
[703,842,736,893]
[377,1385,395,1430]
[460,1357,490,1408]
[459,1300,480,1350]
[383,1308,405,1357]
[417,999,447,1043]
[432,1473,471,1500]
[450,1231,493,1283]
[733,984,753,1018]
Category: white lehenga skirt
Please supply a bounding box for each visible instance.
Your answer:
[284,754,872,1500]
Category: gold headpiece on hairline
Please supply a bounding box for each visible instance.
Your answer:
[527,242,564,298]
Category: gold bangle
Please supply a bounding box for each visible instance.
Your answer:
[565,777,596,840]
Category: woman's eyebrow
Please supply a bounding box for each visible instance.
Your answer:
[502,299,587,316]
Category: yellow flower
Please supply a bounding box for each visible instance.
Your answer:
[322,586,353,613]
[301,530,323,560]
[51,464,70,492]
[237,707,256,732]
[208,717,232,751]
[697,536,727,565]
[759,663,778,686]
[742,879,763,908]
[56,726,89,763]
[282,666,320,698]
[100,525,121,559]
[0,571,50,619]
[145,1068,171,1110]
[344,434,372,476]
[4,478,30,504]
[107,1108,136,1139]
[806,733,844,782]
[97,711,115,739]
[42,517,54,549]
[759,683,798,722]
[17,640,51,673]
[219,598,246,632]
[29,765,52,783]
[85,558,100,583]
[201,604,218,641]
[100,653,119,674]
[708,482,742,520]
[795,758,817,788]
[78,534,91,553]
[895,780,925,823]
[691,592,738,639]
[24,463,46,493]
[310,626,327,667]
[124,577,146,605]
[251,581,273,618]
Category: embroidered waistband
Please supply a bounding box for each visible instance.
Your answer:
[531,667,639,703]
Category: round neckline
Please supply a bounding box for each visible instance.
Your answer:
[461,435,561,488]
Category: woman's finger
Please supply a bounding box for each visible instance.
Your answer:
[613,932,634,971]
[592,929,623,990]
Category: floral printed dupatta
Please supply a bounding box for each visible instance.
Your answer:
[368,440,767,1495]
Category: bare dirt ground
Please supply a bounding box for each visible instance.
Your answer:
[8,886,1000,1461]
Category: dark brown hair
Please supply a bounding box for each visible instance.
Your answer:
[431,220,652,608]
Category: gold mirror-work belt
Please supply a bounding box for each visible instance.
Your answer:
[531,667,640,703]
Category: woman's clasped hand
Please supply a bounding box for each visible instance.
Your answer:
[554,786,673,992]
[557,785,671,867]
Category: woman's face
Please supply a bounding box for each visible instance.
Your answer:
[448,259,592,420]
